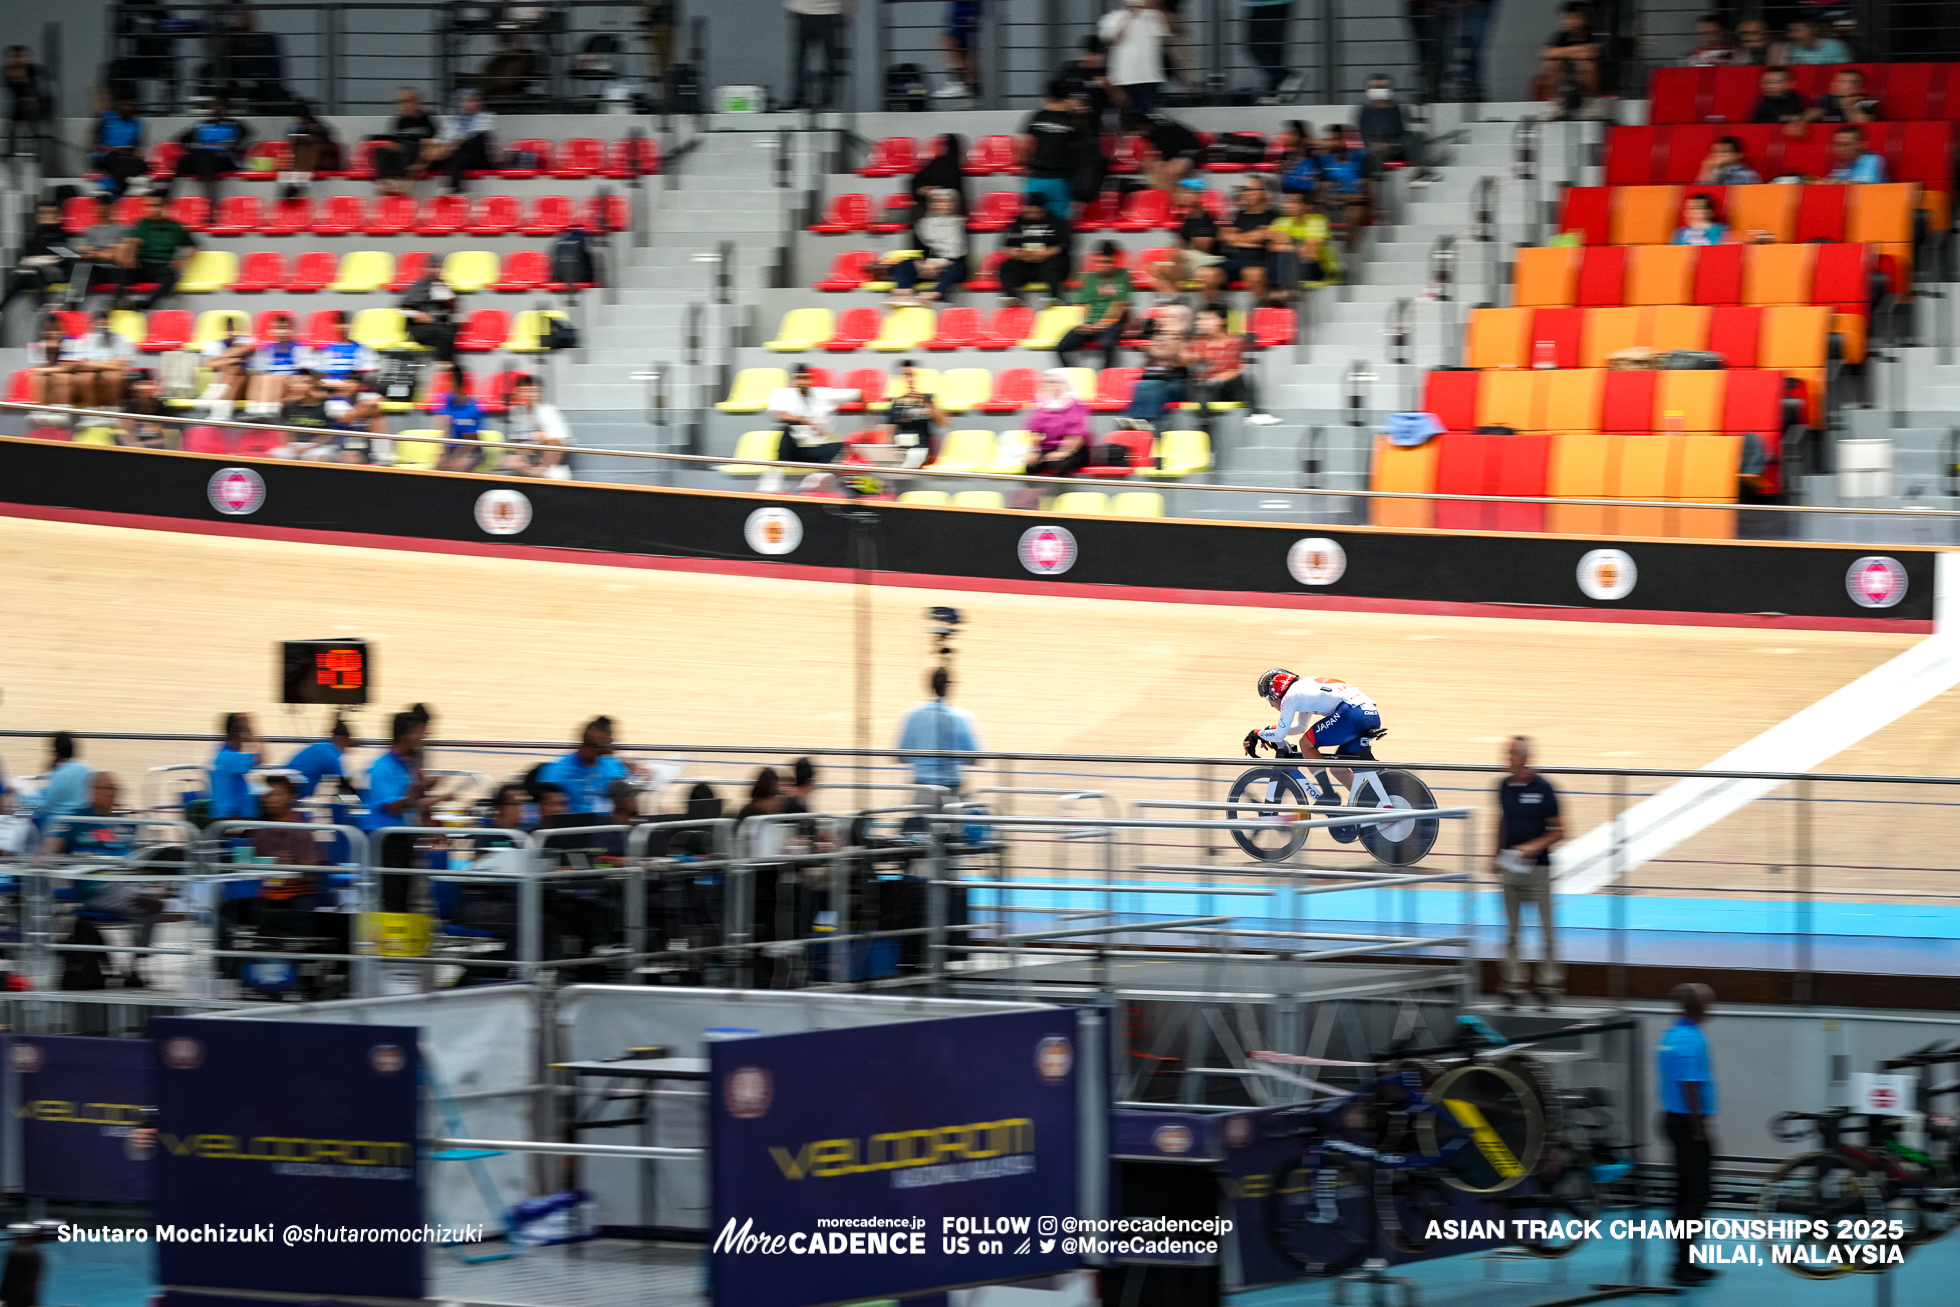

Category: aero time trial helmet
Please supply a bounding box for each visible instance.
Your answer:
[1257,669,1298,708]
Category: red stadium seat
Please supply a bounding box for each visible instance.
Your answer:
[1884,64,1942,120]
[1794,184,1848,244]
[236,430,283,457]
[481,370,523,414]
[1723,368,1785,434]
[1575,245,1627,308]
[312,194,365,235]
[137,310,193,351]
[810,193,873,234]
[977,306,1034,349]
[1707,67,1765,127]
[550,137,604,179]
[455,309,511,352]
[1648,67,1706,124]
[1706,306,1762,368]
[108,196,144,226]
[868,193,915,235]
[1812,243,1874,317]
[1130,247,1177,290]
[364,194,416,236]
[924,306,982,350]
[1661,125,1721,184]
[182,426,231,455]
[1604,126,1660,185]
[1075,193,1120,231]
[966,249,1010,292]
[968,191,1021,233]
[1692,243,1745,307]
[167,195,211,232]
[1600,370,1657,433]
[237,139,292,180]
[1780,125,1832,179]
[835,368,886,412]
[603,136,660,179]
[980,367,1039,412]
[1558,187,1612,246]
[1530,307,1586,370]
[577,194,628,234]
[519,195,574,237]
[1433,431,1502,531]
[1104,134,1145,173]
[1113,189,1170,232]
[260,198,312,236]
[822,307,881,352]
[415,193,468,236]
[1249,306,1295,349]
[1088,367,1141,412]
[252,310,299,344]
[283,251,336,293]
[301,310,342,346]
[501,139,552,179]
[146,141,184,177]
[1892,121,1955,184]
[967,135,1018,174]
[1420,370,1480,433]
[207,195,262,237]
[1082,428,1153,476]
[491,250,549,292]
[343,138,383,181]
[858,137,919,178]
[815,249,876,292]
[387,250,433,292]
[230,251,285,293]
[464,195,522,236]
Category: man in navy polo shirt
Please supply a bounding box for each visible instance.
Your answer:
[1495,735,1563,1010]
[539,716,632,814]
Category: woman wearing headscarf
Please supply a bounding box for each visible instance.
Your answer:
[909,132,968,215]
[1025,369,1092,479]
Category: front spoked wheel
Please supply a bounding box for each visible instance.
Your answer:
[1757,1150,1885,1278]
[1227,766,1313,862]
[1353,768,1441,866]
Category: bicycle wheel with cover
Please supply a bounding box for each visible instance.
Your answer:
[1270,1152,1375,1277]
[1353,768,1441,866]
[1757,1149,1885,1279]
[1227,766,1312,862]
[1417,1061,1547,1194]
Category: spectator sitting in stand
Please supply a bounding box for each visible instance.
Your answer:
[427,89,497,195]
[1734,18,1772,65]
[1356,75,1424,172]
[1055,240,1131,370]
[433,362,489,472]
[243,313,306,417]
[1539,2,1599,121]
[1148,180,1218,296]
[24,315,80,411]
[1750,67,1808,134]
[1024,369,1093,483]
[211,712,261,821]
[539,716,632,814]
[70,207,131,306]
[1124,109,1203,191]
[372,87,440,196]
[281,102,342,200]
[909,133,969,217]
[60,310,136,410]
[887,188,969,307]
[1821,125,1885,184]
[1314,128,1368,250]
[273,370,355,462]
[400,268,460,361]
[764,363,861,491]
[1804,68,1880,128]
[1268,190,1336,296]
[116,369,174,448]
[173,97,252,202]
[0,204,73,338]
[91,97,147,199]
[305,312,379,399]
[1188,306,1276,425]
[1694,135,1760,186]
[1022,79,1093,219]
[112,192,198,312]
[1783,18,1851,64]
[870,360,947,471]
[997,194,1071,308]
[1220,177,1278,303]
[1683,13,1735,65]
[1118,301,1190,432]
[1672,194,1730,246]
[501,374,575,478]
[196,322,256,419]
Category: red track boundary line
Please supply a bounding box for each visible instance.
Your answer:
[2,500,1930,634]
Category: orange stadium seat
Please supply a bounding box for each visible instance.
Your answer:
[1542,367,1603,432]
[1727,185,1796,244]
[1514,246,1579,308]
[1579,306,1643,368]
[1626,245,1695,306]
[1370,436,1440,529]
[1467,307,1533,369]
[1648,304,1711,354]
[1742,243,1816,306]
[1609,186,1681,246]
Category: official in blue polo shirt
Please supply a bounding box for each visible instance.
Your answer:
[1657,982,1718,1286]
[210,713,260,821]
[538,716,631,814]
[364,710,439,913]
[286,717,355,798]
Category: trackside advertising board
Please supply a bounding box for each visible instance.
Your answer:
[13,1034,155,1203]
[152,1018,423,1299]
[709,1008,1093,1307]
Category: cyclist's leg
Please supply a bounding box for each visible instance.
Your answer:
[1312,702,1380,788]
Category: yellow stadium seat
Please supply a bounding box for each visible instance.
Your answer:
[898,490,952,505]
[1672,434,1742,503]
[329,250,394,294]
[1513,245,1580,308]
[1656,369,1725,433]
[440,250,500,294]
[106,310,146,345]
[504,310,571,353]
[868,367,939,410]
[1614,435,1676,537]
[1580,306,1644,368]
[1467,307,1533,369]
[716,369,789,414]
[935,368,994,414]
[1646,305,1711,354]
[1369,435,1438,529]
[177,249,237,293]
[478,430,504,473]
[1021,305,1086,349]
[1056,366,1097,401]
[191,309,252,348]
[1052,490,1108,515]
[1546,432,1618,536]
[1625,245,1694,306]
[764,308,834,353]
[1541,369,1604,434]
[953,490,1006,509]
[1474,368,1546,431]
[717,430,783,474]
[868,306,937,352]
[1609,186,1682,246]
[75,426,120,446]
[1144,429,1212,478]
[390,431,444,469]
[924,429,995,473]
[985,430,1034,474]
[1726,186,1796,244]
[1109,491,1165,517]
[350,308,409,350]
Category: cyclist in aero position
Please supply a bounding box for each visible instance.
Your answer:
[1248,669,1384,763]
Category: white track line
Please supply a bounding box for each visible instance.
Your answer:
[1555,553,1960,894]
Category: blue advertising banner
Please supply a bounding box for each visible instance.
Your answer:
[709,1008,1093,1307]
[152,1018,422,1299]
[13,1035,155,1203]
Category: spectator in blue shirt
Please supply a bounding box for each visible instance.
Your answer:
[1824,126,1886,184]
[50,772,169,985]
[91,96,146,198]
[286,717,355,799]
[435,365,488,473]
[37,732,94,819]
[210,712,261,821]
[539,716,631,814]
[1657,982,1718,1285]
[365,709,439,912]
[895,668,983,794]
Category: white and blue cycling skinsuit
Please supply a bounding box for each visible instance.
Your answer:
[1257,678,1382,760]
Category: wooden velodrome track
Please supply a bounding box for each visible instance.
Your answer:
[1,515,1956,894]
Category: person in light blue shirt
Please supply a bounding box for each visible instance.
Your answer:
[286,717,354,798]
[895,668,984,792]
[1782,19,1851,65]
[538,717,631,813]
[1825,126,1886,184]
[210,712,260,821]
[36,731,93,818]
[1657,983,1718,1285]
